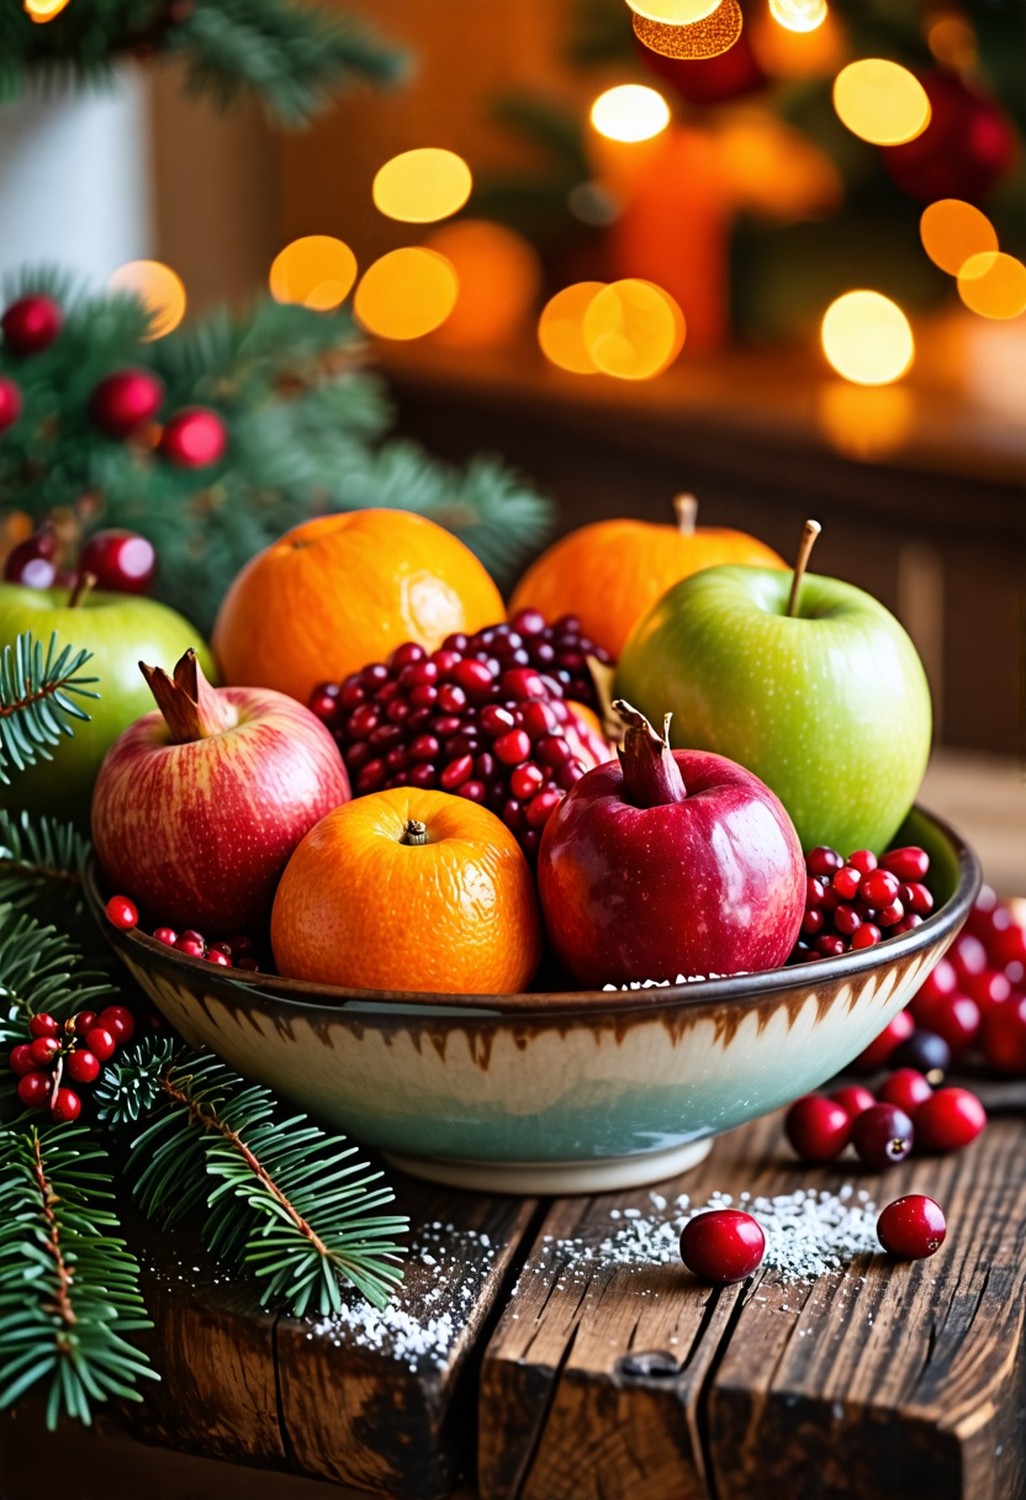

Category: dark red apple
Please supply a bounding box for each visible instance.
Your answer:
[92,649,350,933]
[537,702,805,988]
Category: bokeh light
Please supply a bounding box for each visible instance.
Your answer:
[371,149,473,224]
[821,291,915,386]
[769,0,827,34]
[567,182,621,227]
[108,260,187,340]
[24,0,71,20]
[269,236,358,310]
[590,85,671,144]
[927,13,976,70]
[422,221,542,350]
[632,0,742,60]
[537,283,606,374]
[353,248,459,340]
[749,4,844,76]
[832,59,931,146]
[582,279,685,380]
[957,253,1026,320]
[920,201,998,277]
[625,0,720,23]
[817,382,913,460]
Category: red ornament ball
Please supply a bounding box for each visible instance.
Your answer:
[159,406,228,468]
[80,529,157,595]
[89,368,164,437]
[0,375,22,434]
[1,295,62,357]
[637,26,766,106]
[877,1195,946,1260]
[883,72,1017,205]
[679,1208,765,1284]
[105,894,139,931]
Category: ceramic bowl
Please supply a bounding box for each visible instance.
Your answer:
[86,805,979,1195]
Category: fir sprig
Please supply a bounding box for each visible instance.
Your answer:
[98,1041,408,1314]
[0,1124,157,1429]
[0,632,98,784]
[0,808,89,917]
[0,905,116,1052]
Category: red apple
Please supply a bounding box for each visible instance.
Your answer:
[537,702,804,988]
[92,649,350,933]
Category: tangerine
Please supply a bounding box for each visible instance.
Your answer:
[213,510,504,704]
[509,495,784,661]
[271,788,542,994]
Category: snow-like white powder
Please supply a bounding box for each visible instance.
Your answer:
[602,972,744,990]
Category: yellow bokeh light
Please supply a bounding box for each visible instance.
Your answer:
[920,200,998,277]
[268,236,358,310]
[832,59,931,146]
[749,4,844,77]
[817,382,913,460]
[371,149,473,225]
[633,0,742,59]
[590,85,671,145]
[957,253,1026,320]
[108,260,186,340]
[625,0,720,24]
[353,248,459,341]
[422,221,542,350]
[582,279,685,380]
[24,0,71,21]
[769,0,827,34]
[538,283,606,375]
[821,291,914,386]
[927,13,976,70]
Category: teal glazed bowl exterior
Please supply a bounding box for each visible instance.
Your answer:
[87,806,979,1195]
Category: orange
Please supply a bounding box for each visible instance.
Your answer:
[509,495,785,660]
[271,788,542,995]
[213,509,504,704]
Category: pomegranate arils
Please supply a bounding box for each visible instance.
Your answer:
[880,846,930,882]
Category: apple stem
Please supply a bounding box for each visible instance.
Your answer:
[672,493,698,535]
[401,820,429,846]
[68,570,97,609]
[612,699,688,808]
[140,649,238,744]
[786,519,822,618]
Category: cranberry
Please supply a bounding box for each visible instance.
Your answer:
[917,958,957,1003]
[880,846,930,882]
[993,920,1026,969]
[28,1013,59,1039]
[833,904,861,937]
[877,1195,946,1259]
[850,923,882,950]
[966,968,1012,1014]
[97,1005,135,1043]
[814,934,847,958]
[951,933,988,981]
[206,949,232,967]
[65,1049,101,1085]
[105,894,139,931]
[8,1044,36,1077]
[876,1068,933,1113]
[914,1087,986,1153]
[890,1028,951,1082]
[29,1036,60,1067]
[73,1011,98,1039]
[830,1084,876,1120]
[850,1009,914,1072]
[153,927,178,947]
[833,866,862,902]
[852,1102,915,1169]
[914,992,980,1058]
[85,1027,117,1062]
[17,1071,52,1109]
[784,1095,851,1162]
[679,1209,765,1284]
[982,995,1026,1073]
[898,882,934,917]
[50,1087,82,1123]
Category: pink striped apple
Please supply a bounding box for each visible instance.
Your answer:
[91,650,350,934]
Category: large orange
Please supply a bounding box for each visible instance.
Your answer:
[271,788,542,994]
[213,510,504,704]
[509,496,785,661]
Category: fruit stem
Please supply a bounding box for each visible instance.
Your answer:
[672,493,698,535]
[612,699,688,808]
[786,519,822,618]
[67,570,97,609]
[401,820,429,846]
[140,649,238,744]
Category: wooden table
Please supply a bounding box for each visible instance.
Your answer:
[4,1082,1026,1500]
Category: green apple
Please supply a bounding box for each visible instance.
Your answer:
[614,563,932,856]
[0,582,214,823]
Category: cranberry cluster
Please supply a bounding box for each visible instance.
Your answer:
[310,614,611,857]
[9,1006,136,1123]
[152,924,259,971]
[785,1075,986,1170]
[790,844,933,963]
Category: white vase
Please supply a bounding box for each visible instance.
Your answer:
[0,67,152,288]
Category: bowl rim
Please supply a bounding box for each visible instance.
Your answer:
[84,802,980,1020]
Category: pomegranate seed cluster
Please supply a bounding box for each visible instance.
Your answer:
[789,844,933,963]
[8,1005,136,1123]
[310,613,611,857]
[785,1074,986,1170]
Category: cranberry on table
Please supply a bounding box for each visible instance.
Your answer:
[891,1028,951,1082]
[877,1195,947,1259]
[679,1209,766,1284]
[877,1068,933,1113]
[830,1084,876,1121]
[913,992,981,1058]
[982,996,1026,1074]
[915,1087,986,1153]
[785,1095,852,1162]
[105,894,139,931]
[851,1009,914,1073]
[852,1103,915,1169]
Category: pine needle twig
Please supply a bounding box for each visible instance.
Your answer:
[0,632,98,785]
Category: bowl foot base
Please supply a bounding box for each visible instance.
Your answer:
[383,1137,714,1196]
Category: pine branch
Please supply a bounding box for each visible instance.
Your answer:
[97,1042,408,1314]
[0,905,116,1053]
[0,809,89,919]
[0,632,98,785]
[0,1123,156,1429]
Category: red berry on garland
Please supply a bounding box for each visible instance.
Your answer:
[159,407,228,468]
[28,1013,59,1039]
[1,295,62,357]
[29,1036,60,1068]
[64,1049,101,1086]
[0,376,22,434]
[89,368,164,438]
[883,72,1017,205]
[105,894,139,931]
[16,1071,52,1109]
[79,529,157,595]
[679,1209,765,1284]
[50,1087,82,1123]
[73,1011,98,1038]
[85,1027,117,1063]
[877,1195,946,1260]
[914,1087,986,1153]
[784,1094,851,1162]
[9,1044,36,1077]
[97,1005,136,1044]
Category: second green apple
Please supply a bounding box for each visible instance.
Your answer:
[614,563,932,856]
